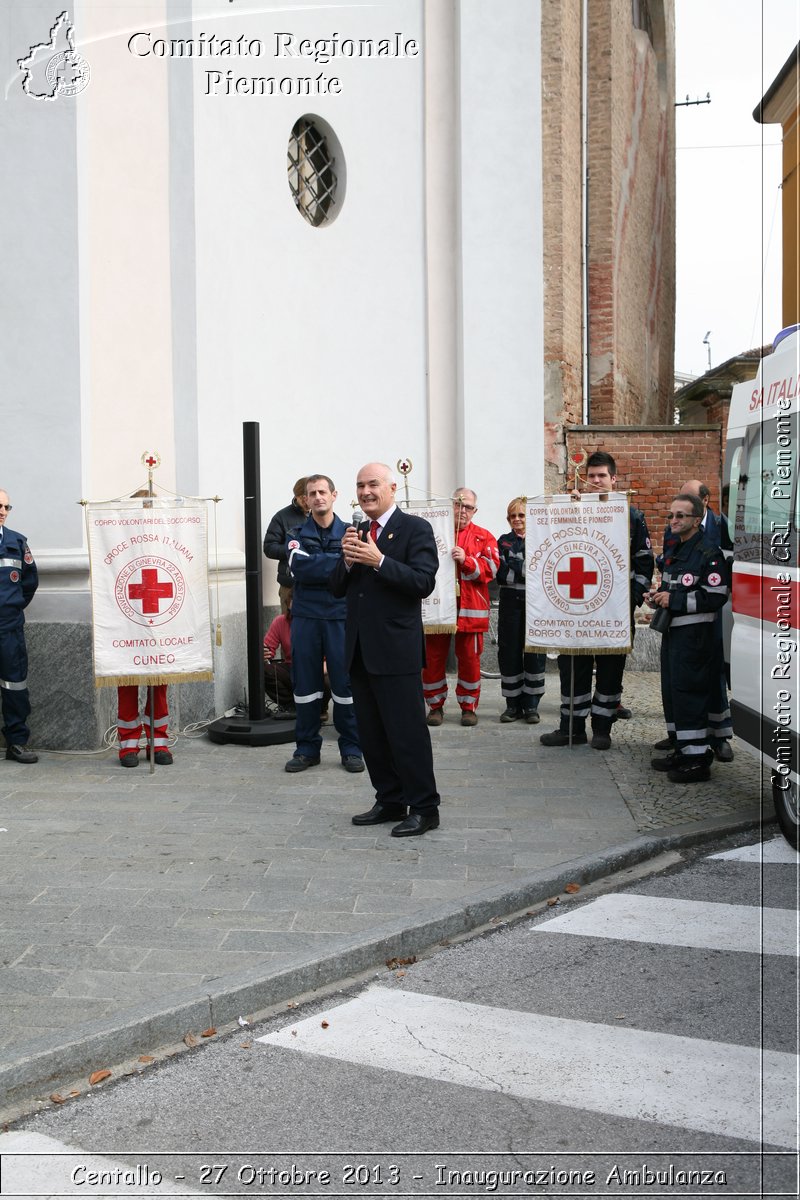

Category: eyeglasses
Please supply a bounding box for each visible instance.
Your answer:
[456,503,476,512]
[508,512,525,520]
[668,512,694,520]
[0,504,12,512]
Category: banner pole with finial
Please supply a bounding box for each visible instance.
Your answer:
[568,447,587,497]
[396,458,413,509]
[141,450,160,774]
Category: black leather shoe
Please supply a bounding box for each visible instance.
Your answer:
[591,733,611,751]
[352,803,407,826]
[270,706,295,721]
[523,709,541,724]
[500,707,521,723]
[285,754,321,773]
[120,753,139,768]
[146,748,173,765]
[615,704,632,720]
[391,811,440,837]
[341,755,365,773]
[651,753,680,772]
[713,741,734,763]
[6,744,38,764]
[653,736,674,751]
[668,760,711,784]
[539,729,587,747]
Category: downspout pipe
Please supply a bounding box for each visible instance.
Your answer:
[581,0,590,425]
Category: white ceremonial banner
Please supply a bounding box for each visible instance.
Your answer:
[413,502,457,634]
[525,494,632,655]
[86,499,214,686]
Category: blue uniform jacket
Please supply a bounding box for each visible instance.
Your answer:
[655,530,728,626]
[0,527,38,633]
[630,505,654,608]
[286,514,349,620]
[496,531,526,591]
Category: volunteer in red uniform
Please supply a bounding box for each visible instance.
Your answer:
[423,488,499,727]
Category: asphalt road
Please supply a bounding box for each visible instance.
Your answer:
[3,830,798,1199]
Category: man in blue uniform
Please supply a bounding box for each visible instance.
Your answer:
[284,474,363,774]
[0,490,38,763]
[654,477,734,762]
[649,493,730,783]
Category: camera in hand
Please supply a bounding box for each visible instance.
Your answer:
[650,604,672,633]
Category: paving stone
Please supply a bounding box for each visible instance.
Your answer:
[409,880,477,899]
[2,922,110,947]
[0,967,71,996]
[99,925,227,950]
[54,968,204,1002]
[70,904,183,928]
[354,895,430,915]
[100,869,214,889]
[137,949,264,977]
[244,891,357,914]
[4,997,115,1028]
[175,909,296,932]
[1,938,37,966]
[1,903,81,928]
[220,929,334,953]
[14,944,150,972]
[27,886,147,907]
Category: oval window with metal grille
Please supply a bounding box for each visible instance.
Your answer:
[287,115,344,227]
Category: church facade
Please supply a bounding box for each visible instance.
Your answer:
[3,0,545,746]
[3,0,676,749]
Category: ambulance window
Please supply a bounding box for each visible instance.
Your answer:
[725,443,742,519]
[738,418,795,536]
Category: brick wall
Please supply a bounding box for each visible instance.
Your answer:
[541,0,583,485]
[542,1,676,491]
[565,424,723,547]
[587,1,675,428]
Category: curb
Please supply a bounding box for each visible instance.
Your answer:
[1,806,766,1118]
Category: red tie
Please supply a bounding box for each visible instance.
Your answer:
[370,520,380,542]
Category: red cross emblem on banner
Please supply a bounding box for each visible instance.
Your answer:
[115,556,185,627]
[556,556,598,599]
[127,568,174,614]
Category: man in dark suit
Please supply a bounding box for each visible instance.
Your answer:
[330,462,441,837]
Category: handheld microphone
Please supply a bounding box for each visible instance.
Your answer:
[350,505,365,537]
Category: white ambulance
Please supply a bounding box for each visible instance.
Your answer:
[725,324,800,847]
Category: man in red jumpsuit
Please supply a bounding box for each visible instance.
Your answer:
[423,488,499,727]
[117,684,171,767]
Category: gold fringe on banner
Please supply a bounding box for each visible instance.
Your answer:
[424,623,458,635]
[525,645,632,657]
[95,671,214,688]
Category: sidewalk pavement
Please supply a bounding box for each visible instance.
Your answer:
[0,672,767,1117]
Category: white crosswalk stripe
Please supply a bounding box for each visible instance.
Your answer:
[0,1131,202,1197]
[710,836,800,864]
[257,836,799,1152]
[259,985,796,1147]
[531,892,798,955]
